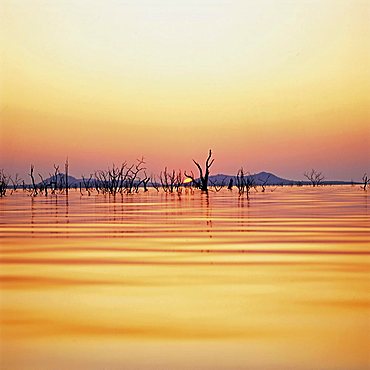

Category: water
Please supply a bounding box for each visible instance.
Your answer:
[1,186,369,369]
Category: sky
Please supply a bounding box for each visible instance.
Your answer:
[1,0,369,181]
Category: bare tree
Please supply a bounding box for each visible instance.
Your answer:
[140,172,151,192]
[175,170,184,194]
[362,173,369,190]
[38,173,49,196]
[150,175,160,192]
[9,174,22,194]
[159,167,176,193]
[227,178,233,190]
[134,170,151,193]
[94,163,127,195]
[107,163,126,195]
[235,168,256,199]
[185,149,214,192]
[49,164,60,194]
[65,158,69,195]
[183,170,200,189]
[258,174,271,192]
[304,169,324,187]
[0,170,10,197]
[209,176,227,192]
[158,168,184,193]
[81,174,93,196]
[29,165,38,196]
[124,158,146,194]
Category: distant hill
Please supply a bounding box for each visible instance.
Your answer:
[208,172,296,186]
[29,171,354,188]
[36,173,80,186]
[208,172,354,186]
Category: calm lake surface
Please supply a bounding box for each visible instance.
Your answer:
[1,186,369,369]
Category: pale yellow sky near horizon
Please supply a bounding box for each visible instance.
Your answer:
[1,0,369,180]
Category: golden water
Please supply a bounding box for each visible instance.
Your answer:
[1,187,369,369]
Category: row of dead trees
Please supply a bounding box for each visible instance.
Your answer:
[29,160,70,197]
[0,161,70,197]
[1,151,369,197]
[87,158,149,196]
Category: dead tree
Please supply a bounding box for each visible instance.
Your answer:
[175,170,184,194]
[65,158,69,195]
[141,172,150,192]
[235,168,256,199]
[304,169,324,187]
[209,176,227,192]
[227,178,233,190]
[134,170,150,193]
[183,170,200,189]
[59,173,66,192]
[125,158,146,194]
[258,174,271,192]
[49,165,60,194]
[95,170,109,194]
[29,165,38,196]
[159,167,176,193]
[150,175,160,192]
[362,173,369,190]
[185,149,214,192]
[9,174,22,194]
[0,170,9,197]
[108,163,126,195]
[81,174,93,196]
[38,174,49,196]
[94,163,127,195]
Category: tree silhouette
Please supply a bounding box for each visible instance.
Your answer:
[362,173,369,190]
[185,149,214,192]
[304,169,324,187]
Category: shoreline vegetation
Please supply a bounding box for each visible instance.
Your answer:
[0,150,368,198]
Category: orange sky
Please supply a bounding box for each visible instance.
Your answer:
[1,0,369,180]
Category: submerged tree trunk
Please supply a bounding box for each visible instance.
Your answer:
[185,149,214,192]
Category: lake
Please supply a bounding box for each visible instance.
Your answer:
[0,186,369,369]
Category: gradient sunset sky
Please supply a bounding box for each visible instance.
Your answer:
[1,0,369,180]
